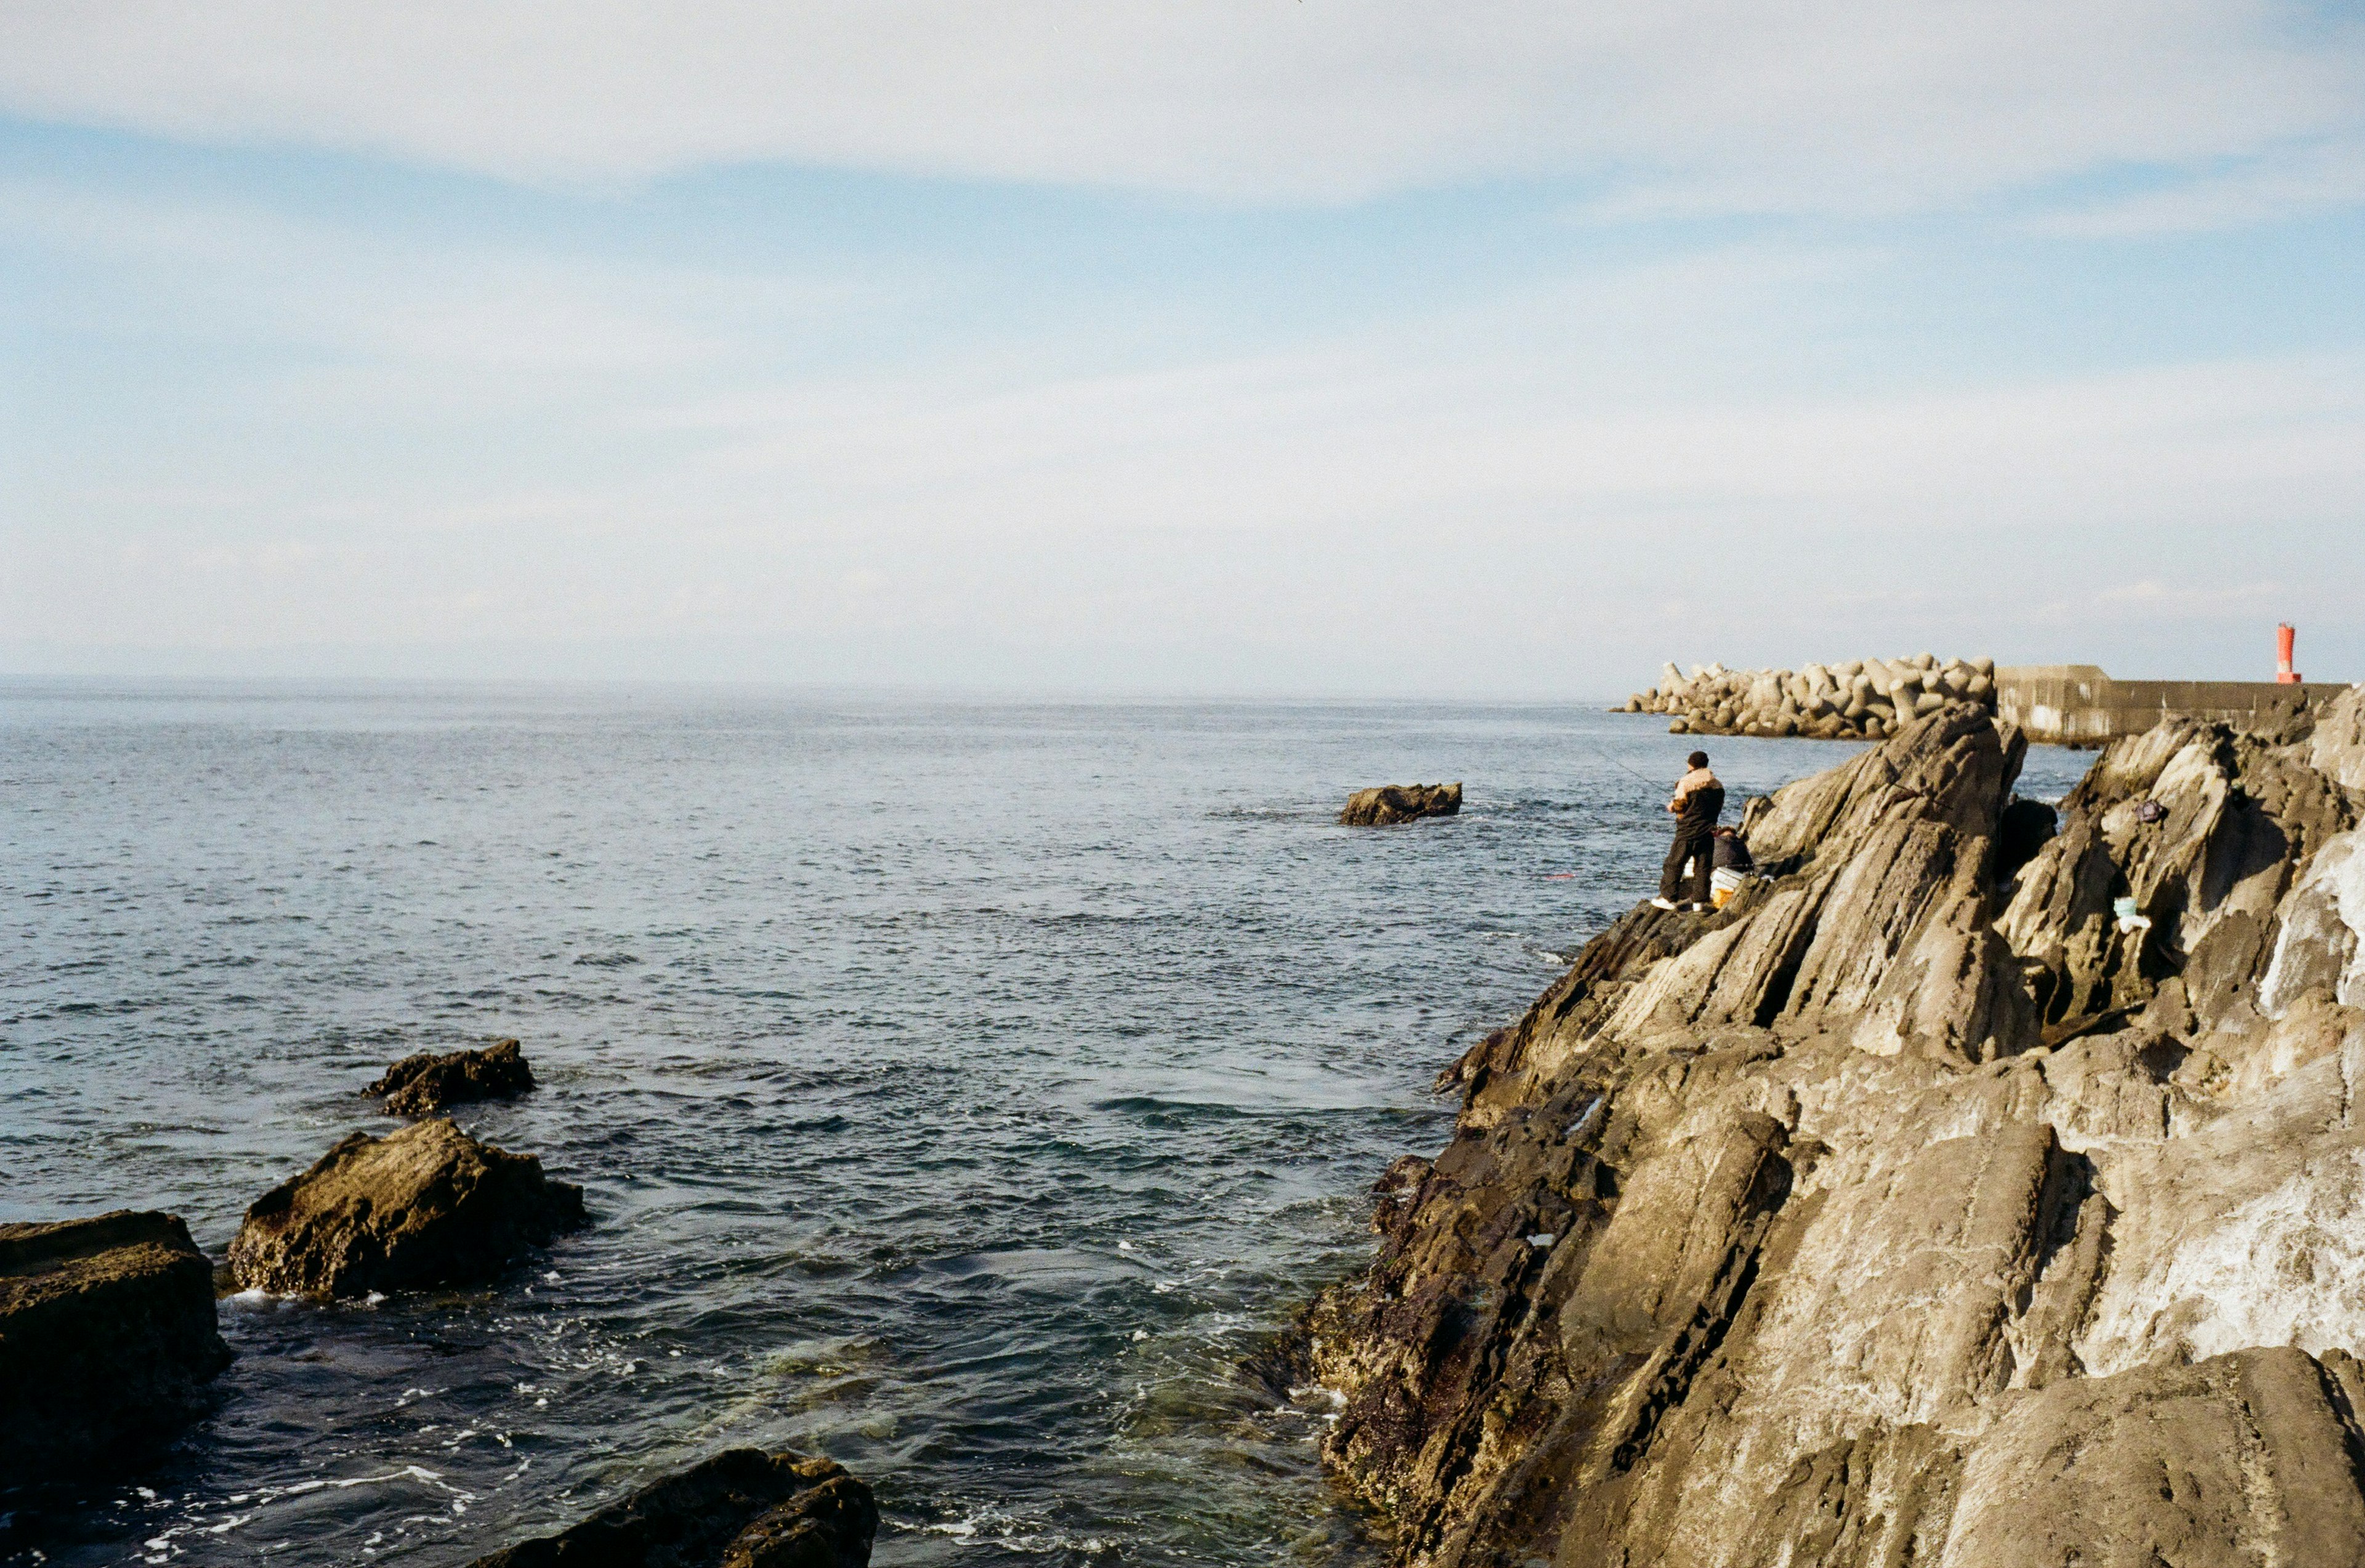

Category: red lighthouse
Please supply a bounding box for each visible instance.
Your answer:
[2277,623,2303,685]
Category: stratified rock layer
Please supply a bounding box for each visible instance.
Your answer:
[1342,783,1463,826]
[227,1118,586,1298]
[0,1210,232,1481]
[1312,695,2365,1568]
[464,1448,876,1567]
[368,1037,536,1117]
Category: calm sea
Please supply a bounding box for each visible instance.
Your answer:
[0,683,2092,1566]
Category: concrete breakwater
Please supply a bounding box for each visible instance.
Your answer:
[1621,653,1996,739]
[1994,663,2335,745]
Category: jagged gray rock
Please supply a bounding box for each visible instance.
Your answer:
[2310,683,2365,791]
[2000,718,2356,1031]
[1309,694,2365,1568]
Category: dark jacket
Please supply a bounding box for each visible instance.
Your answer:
[1675,783,1724,835]
[1713,834,1753,872]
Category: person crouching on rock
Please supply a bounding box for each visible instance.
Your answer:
[1653,751,1724,911]
[1709,825,1754,908]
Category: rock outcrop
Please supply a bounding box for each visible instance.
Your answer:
[1342,783,1463,826]
[464,1448,876,1567]
[227,1118,586,1298]
[368,1037,536,1117]
[1311,692,2365,1568]
[1,1210,232,1481]
[1623,654,1997,740]
[2311,681,2365,792]
[1999,717,2356,1035]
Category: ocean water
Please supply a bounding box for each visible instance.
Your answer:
[0,684,2093,1566]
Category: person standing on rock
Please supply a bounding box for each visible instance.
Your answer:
[1653,751,1724,910]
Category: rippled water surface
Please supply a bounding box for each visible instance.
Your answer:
[1,684,2093,1566]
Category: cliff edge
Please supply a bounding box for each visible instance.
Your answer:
[1311,689,2365,1568]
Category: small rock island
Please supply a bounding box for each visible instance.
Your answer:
[1340,782,1463,826]
[367,1035,537,1117]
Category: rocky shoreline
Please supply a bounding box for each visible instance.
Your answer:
[30,692,2365,1564]
[1304,690,2365,1566]
[0,1039,879,1567]
[1622,655,1998,739]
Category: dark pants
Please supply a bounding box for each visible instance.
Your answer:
[1660,830,1712,905]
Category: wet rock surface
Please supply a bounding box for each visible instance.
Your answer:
[1341,782,1463,826]
[227,1118,586,1299]
[367,1036,536,1117]
[0,1210,232,1482]
[1312,693,2365,1568]
[463,1448,876,1567]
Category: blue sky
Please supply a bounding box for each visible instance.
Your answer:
[3,2,2363,695]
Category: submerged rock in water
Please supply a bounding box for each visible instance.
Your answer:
[1311,692,2365,1567]
[1340,782,1462,826]
[227,1118,585,1298]
[368,1037,536,1117]
[464,1447,876,1567]
[0,1210,232,1481]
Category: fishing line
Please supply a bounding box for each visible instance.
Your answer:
[1538,731,1681,879]
[1575,732,1672,801]
[1593,746,1667,798]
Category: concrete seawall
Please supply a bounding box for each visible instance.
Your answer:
[1995,664,2341,744]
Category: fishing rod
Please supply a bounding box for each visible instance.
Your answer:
[1540,734,1680,878]
[1587,738,1670,799]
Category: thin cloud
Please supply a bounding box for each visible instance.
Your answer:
[2034,136,2365,235]
[1,1,2360,213]
[5,7,2361,692]
[2093,579,2286,613]
[0,175,868,376]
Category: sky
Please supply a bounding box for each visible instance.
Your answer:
[2,2,2363,697]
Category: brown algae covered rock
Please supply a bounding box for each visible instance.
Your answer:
[368,1036,536,1117]
[0,1210,232,1481]
[227,1118,585,1298]
[464,1448,876,1567]
[1340,782,1462,826]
